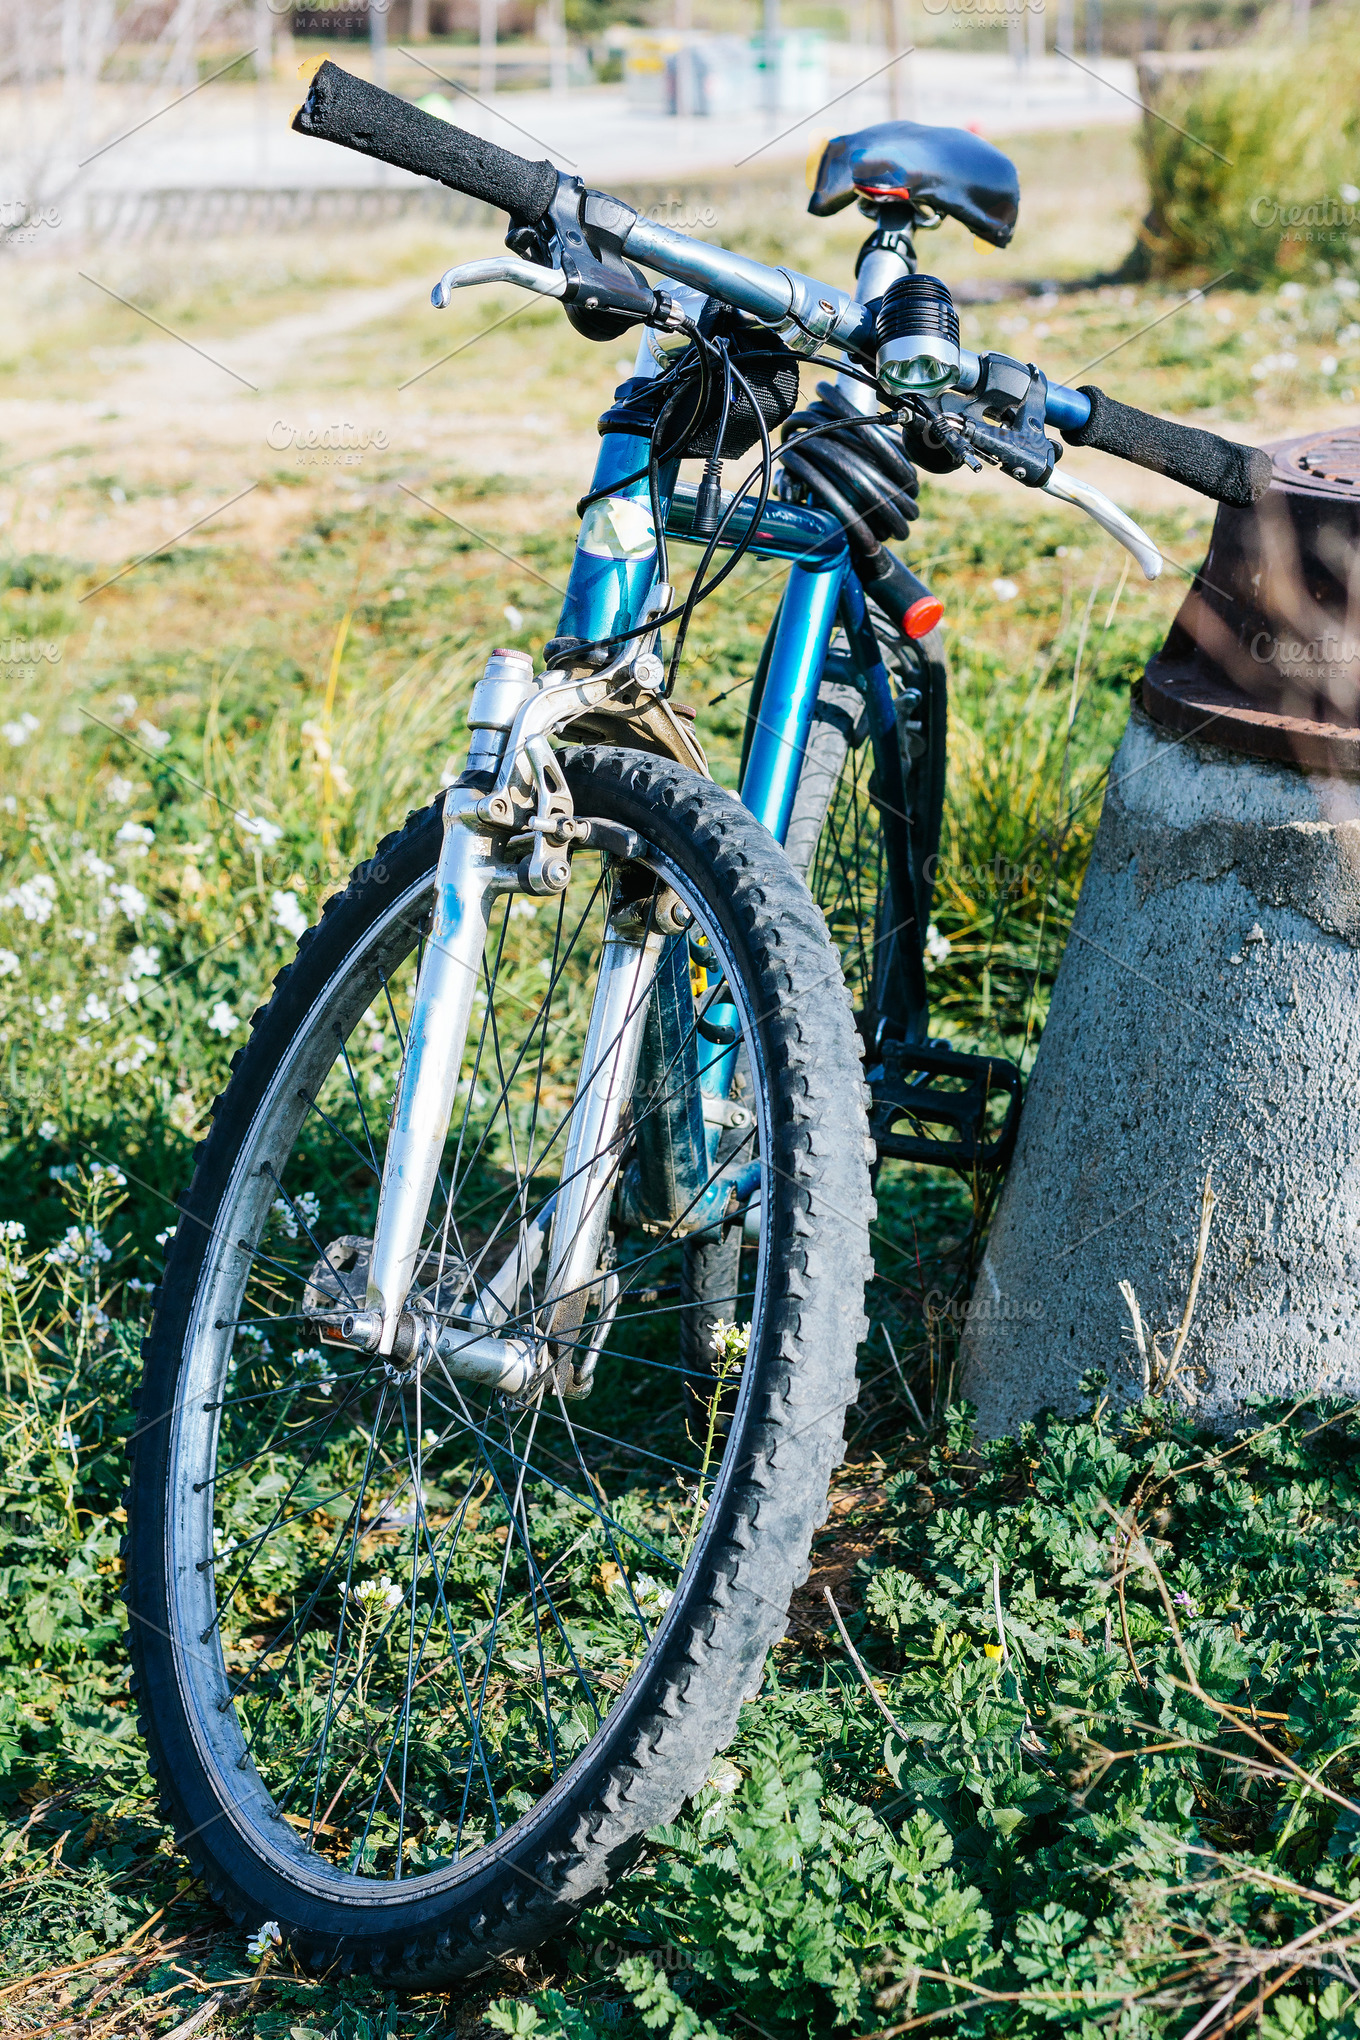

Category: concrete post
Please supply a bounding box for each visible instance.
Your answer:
[961,706,1360,1435]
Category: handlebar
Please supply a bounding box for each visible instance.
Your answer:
[293,59,558,222]
[293,61,1273,514]
[1057,384,1271,509]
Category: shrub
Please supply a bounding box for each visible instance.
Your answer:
[1138,14,1360,283]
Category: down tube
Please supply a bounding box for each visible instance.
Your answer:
[738,557,845,844]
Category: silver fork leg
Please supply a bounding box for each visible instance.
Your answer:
[543,911,665,1350]
[365,790,517,1355]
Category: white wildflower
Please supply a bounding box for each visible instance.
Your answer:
[990,577,1019,601]
[110,882,147,920]
[69,927,98,947]
[3,874,57,923]
[207,1000,240,1037]
[239,814,282,847]
[48,1225,111,1276]
[630,1573,674,1618]
[107,775,134,804]
[348,1574,403,1612]
[80,851,115,879]
[115,821,154,849]
[38,1120,56,1140]
[502,603,524,631]
[708,1759,742,1796]
[154,1224,176,1246]
[111,694,137,724]
[245,1920,282,1963]
[58,1428,80,1453]
[136,719,170,751]
[127,943,161,980]
[270,888,309,941]
[114,1033,155,1076]
[0,949,18,978]
[271,1189,320,1241]
[0,1220,27,1281]
[2,713,40,747]
[90,1163,126,1187]
[708,1318,751,1365]
[296,1347,336,1396]
[924,923,951,967]
[271,890,308,941]
[80,993,112,1024]
[507,897,539,920]
[33,995,67,1032]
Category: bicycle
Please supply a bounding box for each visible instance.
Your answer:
[126,65,1273,1982]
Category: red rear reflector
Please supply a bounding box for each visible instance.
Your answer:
[903,596,944,638]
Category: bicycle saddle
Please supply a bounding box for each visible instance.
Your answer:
[808,121,1020,248]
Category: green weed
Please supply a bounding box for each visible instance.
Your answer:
[1138,11,1360,285]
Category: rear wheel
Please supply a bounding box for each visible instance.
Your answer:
[127,748,872,1984]
[786,616,947,1045]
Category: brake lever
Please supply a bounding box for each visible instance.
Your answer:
[432,255,568,309]
[1042,470,1163,581]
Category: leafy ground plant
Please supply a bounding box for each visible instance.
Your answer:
[493,1388,1360,2039]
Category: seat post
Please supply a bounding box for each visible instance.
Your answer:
[835,206,916,415]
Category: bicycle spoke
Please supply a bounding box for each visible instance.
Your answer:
[167,821,769,1891]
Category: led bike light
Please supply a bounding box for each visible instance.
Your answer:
[875,275,961,398]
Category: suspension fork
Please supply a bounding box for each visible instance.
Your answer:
[362,788,521,1356]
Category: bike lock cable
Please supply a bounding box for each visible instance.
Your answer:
[664,351,775,691]
[666,343,735,692]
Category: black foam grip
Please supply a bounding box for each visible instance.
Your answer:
[1061,386,1272,508]
[293,60,559,223]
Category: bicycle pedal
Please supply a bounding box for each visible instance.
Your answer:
[867,1040,1022,1171]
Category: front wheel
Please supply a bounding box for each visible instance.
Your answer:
[127,747,872,1985]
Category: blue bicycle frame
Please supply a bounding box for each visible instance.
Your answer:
[550,418,930,1230]
[557,425,920,904]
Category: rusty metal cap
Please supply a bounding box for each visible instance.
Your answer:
[1143,426,1360,771]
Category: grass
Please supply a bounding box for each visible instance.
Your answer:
[1,149,1358,2035]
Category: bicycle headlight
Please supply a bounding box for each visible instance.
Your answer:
[876,275,961,399]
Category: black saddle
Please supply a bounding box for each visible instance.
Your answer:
[808,120,1020,249]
